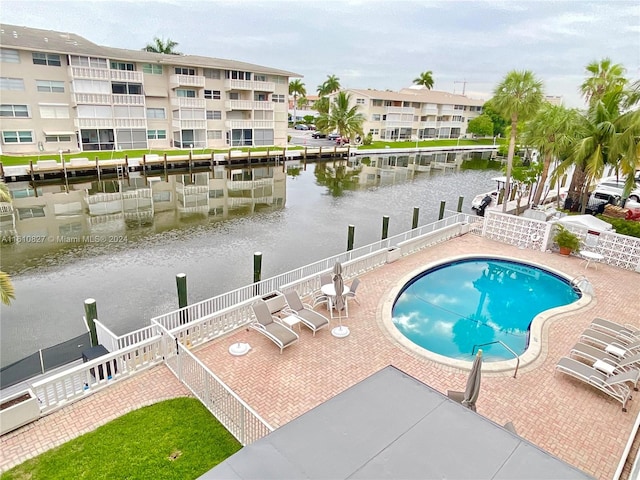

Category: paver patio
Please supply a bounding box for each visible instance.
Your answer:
[1,234,638,479]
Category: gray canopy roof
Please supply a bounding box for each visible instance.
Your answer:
[201,365,591,479]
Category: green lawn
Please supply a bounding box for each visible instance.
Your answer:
[0,397,241,480]
[358,138,499,150]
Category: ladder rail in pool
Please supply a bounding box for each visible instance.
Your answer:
[472,341,520,378]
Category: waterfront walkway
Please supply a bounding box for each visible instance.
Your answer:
[2,234,639,479]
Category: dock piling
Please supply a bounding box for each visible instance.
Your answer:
[382,215,389,240]
[83,298,99,347]
[457,196,464,213]
[347,225,355,251]
[412,207,419,229]
[253,252,262,284]
[438,201,446,220]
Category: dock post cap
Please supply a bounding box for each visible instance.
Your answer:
[176,273,186,278]
[84,298,96,304]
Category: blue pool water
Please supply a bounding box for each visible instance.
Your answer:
[391,258,580,361]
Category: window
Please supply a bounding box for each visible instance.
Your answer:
[36,80,65,93]
[175,67,195,75]
[147,129,167,139]
[32,52,61,66]
[110,61,134,71]
[254,110,273,120]
[2,130,33,143]
[0,48,19,63]
[146,108,166,119]
[254,74,267,82]
[204,89,221,99]
[225,70,251,80]
[0,77,25,90]
[454,105,465,110]
[254,92,268,101]
[356,98,365,105]
[142,63,163,75]
[368,129,380,135]
[45,135,72,142]
[372,99,383,107]
[39,104,70,119]
[272,94,285,103]
[207,130,222,139]
[73,79,110,94]
[228,92,240,100]
[0,105,29,117]
[206,110,222,120]
[384,101,392,107]
[112,82,142,95]
[372,114,381,121]
[17,207,45,220]
[70,56,108,68]
[254,129,274,146]
[176,89,196,98]
[203,68,220,79]
[113,105,145,118]
[77,105,112,118]
[452,115,464,122]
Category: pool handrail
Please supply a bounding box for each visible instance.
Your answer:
[472,341,520,378]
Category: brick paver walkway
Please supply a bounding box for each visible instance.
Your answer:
[1,234,638,479]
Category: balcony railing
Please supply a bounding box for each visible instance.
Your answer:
[384,120,414,127]
[224,79,275,92]
[439,108,455,115]
[170,97,206,109]
[73,93,112,105]
[224,100,274,111]
[110,70,144,83]
[421,106,438,115]
[69,66,110,80]
[170,74,205,88]
[172,119,207,130]
[385,106,415,114]
[225,120,274,129]
[112,94,145,106]
[114,118,147,128]
[75,118,114,128]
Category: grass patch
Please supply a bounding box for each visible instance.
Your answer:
[359,138,500,150]
[0,397,241,480]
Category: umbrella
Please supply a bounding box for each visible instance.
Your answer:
[462,349,483,411]
[332,261,345,317]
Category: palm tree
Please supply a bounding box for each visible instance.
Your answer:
[143,37,181,55]
[314,96,330,115]
[491,70,544,211]
[580,58,626,105]
[317,75,341,96]
[289,79,306,125]
[522,104,580,205]
[316,92,365,141]
[413,71,434,89]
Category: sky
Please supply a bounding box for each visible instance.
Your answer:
[1,0,639,108]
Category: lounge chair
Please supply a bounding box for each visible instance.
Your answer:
[555,356,637,411]
[250,300,299,354]
[345,277,361,305]
[579,328,640,353]
[283,290,330,336]
[570,342,640,374]
[591,317,640,339]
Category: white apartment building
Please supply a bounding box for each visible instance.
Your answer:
[330,87,485,141]
[0,24,300,155]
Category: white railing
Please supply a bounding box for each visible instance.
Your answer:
[69,66,110,80]
[439,107,455,115]
[224,79,275,92]
[31,336,164,414]
[225,120,275,129]
[112,94,145,106]
[225,100,274,111]
[171,97,206,109]
[421,106,438,114]
[110,70,143,83]
[384,120,414,127]
[75,118,114,128]
[73,93,111,105]
[170,74,205,88]
[172,119,207,130]
[227,178,273,190]
[386,106,415,114]
[114,118,147,128]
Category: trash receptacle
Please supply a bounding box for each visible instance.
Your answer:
[82,345,115,380]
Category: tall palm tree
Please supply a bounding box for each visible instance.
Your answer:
[317,75,341,96]
[0,181,14,305]
[580,58,626,105]
[413,71,434,89]
[315,92,365,141]
[522,104,580,205]
[491,70,544,211]
[143,37,181,55]
[289,79,306,124]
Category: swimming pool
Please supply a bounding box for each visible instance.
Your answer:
[391,258,581,362]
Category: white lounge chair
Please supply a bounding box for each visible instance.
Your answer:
[283,290,330,336]
[250,300,299,354]
[556,356,637,411]
[591,317,640,339]
[570,342,640,374]
[580,328,640,353]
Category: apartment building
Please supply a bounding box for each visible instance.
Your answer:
[0,24,300,155]
[330,87,485,141]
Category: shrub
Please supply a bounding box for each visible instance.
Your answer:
[597,216,640,238]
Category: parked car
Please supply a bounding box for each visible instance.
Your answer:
[307,124,316,130]
[336,137,349,146]
[294,124,309,130]
[327,132,340,140]
[311,131,327,139]
[594,177,640,202]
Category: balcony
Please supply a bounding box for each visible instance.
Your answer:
[439,107,455,115]
[225,100,274,111]
[69,66,110,80]
[114,118,147,128]
[170,74,205,88]
[421,105,438,115]
[112,94,145,106]
[420,121,438,128]
[73,93,112,105]
[172,119,207,130]
[384,120,414,128]
[385,106,415,114]
[75,118,114,128]
[171,97,206,109]
[225,120,274,129]
[224,79,275,92]
[110,70,144,83]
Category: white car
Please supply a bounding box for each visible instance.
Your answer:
[595,177,640,202]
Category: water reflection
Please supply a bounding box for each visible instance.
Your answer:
[1,154,499,367]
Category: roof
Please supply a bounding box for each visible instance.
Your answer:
[202,366,591,480]
[344,87,485,106]
[0,24,301,77]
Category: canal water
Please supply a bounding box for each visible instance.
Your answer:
[0,155,500,367]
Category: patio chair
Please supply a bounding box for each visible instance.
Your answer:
[250,300,299,354]
[312,272,334,310]
[579,328,640,353]
[283,290,330,336]
[591,317,640,339]
[345,277,361,305]
[555,356,637,411]
[570,342,640,373]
